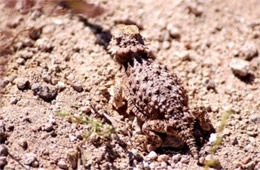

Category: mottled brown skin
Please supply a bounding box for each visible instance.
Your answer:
[108,25,212,160]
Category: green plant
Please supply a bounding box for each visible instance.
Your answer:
[56,110,115,140]
[204,110,232,169]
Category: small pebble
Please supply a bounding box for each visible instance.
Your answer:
[16,58,25,65]
[18,139,28,150]
[175,51,190,61]
[42,123,54,132]
[180,157,189,164]
[79,106,91,114]
[42,72,52,83]
[29,28,42,40]
[146,151,157,160]
[157,154,169,162]
[16,78,30,90]
[24,153,38,167]
[230,58,250,77]
[71,81,83,92]
[149,162,156,169]
[172,154,181,163]
[205,155,221,169]
[57,159,68,169]
[232,137,238,145]
[162,41,171,49]
[35,38,53,52]
[57,81,66,92]
[209,133,217,143]
[32,83,57,101]
[10,97,19,105]
[188,3,203,16]
[160,161,167,168]
[205,79,216,91]
[6,16,23,28]
[167,24,181,39]
[240,42,258,60]
[250,114,260,124]
[18,51,33,59]
[0,77,9,88]
[0,145,8,156]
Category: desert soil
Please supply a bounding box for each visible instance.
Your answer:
[0,0,260,169]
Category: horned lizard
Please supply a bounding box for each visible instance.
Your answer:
[108,24,212,160]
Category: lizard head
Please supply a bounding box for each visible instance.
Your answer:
[108,24,150,66]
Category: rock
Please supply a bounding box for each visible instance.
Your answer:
[157,154,169,162]
[71,81,83,92]
[16,78,30,90]
[18,51,33,59]
[35,38,53,52]
[209,133,217,143]
[42,123,54,132]
[205,79,216,91]
[66,150,79,169]
[32,83,57,101]
[0,122,7,144]
[57,159,68,169]
[146,151,157,160]
[180,157,189,164]
[29,28,42,40]
[6,16,23,28]
[57,81,66,92]
[187,3,203,16]
[10,97,19,105]
[50,131,57,137]
[167,24,181,39]
[18,139,28,150]
[79,106,91,114]
[175,51,190,61]
[0,145,8,156]
[0,156,7,168]
[24,153,39,167]
[149,162,156,169]
[205,155,221,169]
[232,137,238,145]
[172,154,181,163]
[16,58,25,65]
[7,124,14,132]
[0,77,9,88]
[199,157,205,165]
[42,72,52,83]
[162,41,171,49]
[250,114,260,124]
[240,42,258,60]
[230,58,250,77]
[160,161,167,168]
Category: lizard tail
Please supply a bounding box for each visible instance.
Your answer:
[181,123,199,160]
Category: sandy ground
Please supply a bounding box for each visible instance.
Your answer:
[0,0,260,169]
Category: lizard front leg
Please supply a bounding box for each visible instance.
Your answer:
[192,106,213,131]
